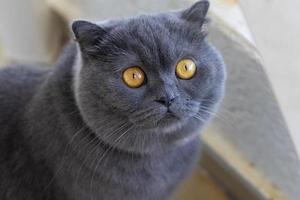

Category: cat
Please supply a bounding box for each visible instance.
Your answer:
[0,1,226,200]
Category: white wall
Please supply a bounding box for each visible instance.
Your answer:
[239,0,300,157]
[208,1,300,199]
[0,0,58,63]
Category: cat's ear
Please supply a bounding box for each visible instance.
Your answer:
[181,0,209,23]
[72,20,107,49]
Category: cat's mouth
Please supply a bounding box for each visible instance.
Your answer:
[128,104,197,132]
[136,111,185,133]
[159,111,181,123]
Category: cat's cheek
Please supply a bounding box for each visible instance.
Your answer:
[177,80,202,100]
[111,86,148,110]
[180,70,215,100]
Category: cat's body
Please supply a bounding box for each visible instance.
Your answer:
[0,1,226,200]
[0,45,199,200]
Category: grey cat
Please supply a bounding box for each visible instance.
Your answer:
[0,1,226,200]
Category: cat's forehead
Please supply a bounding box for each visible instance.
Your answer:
[99,13,204,44]
[99,14,205,69]
[117,14,192,39]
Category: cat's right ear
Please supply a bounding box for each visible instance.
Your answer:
[72,20,107,50]
[181,0,209,24]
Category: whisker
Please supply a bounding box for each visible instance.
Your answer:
[43,126,87,191]
[89,125,133,200]
[198,106,237,130]
[193,115,206,123]
[74,121,129,186]
[75,136,101,187]
[129,106,154,118]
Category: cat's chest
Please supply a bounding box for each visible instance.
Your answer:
[63,139,199,200]
[103,139,199,183]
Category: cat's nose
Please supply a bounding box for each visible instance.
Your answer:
[155,96,175,107]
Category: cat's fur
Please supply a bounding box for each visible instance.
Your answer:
[0,1,226,200]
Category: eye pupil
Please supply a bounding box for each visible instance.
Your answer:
[184,65,188,71]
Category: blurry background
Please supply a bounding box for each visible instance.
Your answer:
[0,0,299,200]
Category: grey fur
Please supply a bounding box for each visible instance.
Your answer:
[0,1,226,200]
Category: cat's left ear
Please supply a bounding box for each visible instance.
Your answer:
[72,20,107,50]
[181,0,209,23]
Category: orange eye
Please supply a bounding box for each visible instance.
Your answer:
[176,59,196,80]
[122,67,145,88]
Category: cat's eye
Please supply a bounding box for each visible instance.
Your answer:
[122,67,145,88]
[176,59,196,80]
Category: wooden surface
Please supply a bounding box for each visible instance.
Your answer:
[201,132,288,200]
[173,167,231,200]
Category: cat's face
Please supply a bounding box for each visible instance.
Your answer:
[72,1,226,153]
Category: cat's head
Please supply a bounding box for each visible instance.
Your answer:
[72,0,226,154]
